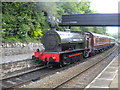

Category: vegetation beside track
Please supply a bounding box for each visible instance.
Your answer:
[2,1,109,43]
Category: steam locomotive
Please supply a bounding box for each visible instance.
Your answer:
[32,29,115,68]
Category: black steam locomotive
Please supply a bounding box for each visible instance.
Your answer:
[32,29,115,68]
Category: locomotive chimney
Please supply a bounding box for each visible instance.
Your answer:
[38,2,57,31]
[49,15,56,31]
[43,11,56,31]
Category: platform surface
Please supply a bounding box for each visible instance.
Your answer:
[85,55,119,89]
[1,53,33,64]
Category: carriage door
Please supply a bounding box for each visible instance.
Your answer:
[85,33,91,49]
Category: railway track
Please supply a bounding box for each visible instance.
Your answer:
[1,45,119,89]
[52,46,119,89]
[1,60,84,89]
[1,60,81,89]
[1,64,43,80]
[1,65,47,89]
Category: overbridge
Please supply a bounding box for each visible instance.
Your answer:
[60,14,120,26]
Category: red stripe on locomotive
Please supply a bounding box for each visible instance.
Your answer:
[68,53,83,57]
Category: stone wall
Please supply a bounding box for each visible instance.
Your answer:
[1,42,44,56]
[0,42,44,78]
[1,59,41,78]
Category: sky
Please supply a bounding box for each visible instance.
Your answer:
[89,0,119,34]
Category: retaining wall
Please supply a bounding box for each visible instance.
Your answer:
[1,59,41,78]
[1,42,44,78]
[1,42,44,56]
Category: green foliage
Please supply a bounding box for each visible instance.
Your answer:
[2,2,49,42]
[110,33,120,39]
[2,1,108,43]
[56,1,107,35]
[78,26,107,35]
[32,29,43,39]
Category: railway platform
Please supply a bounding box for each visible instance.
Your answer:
[1,53,33,64]
[85,55,119,89]
[1,53,36,78]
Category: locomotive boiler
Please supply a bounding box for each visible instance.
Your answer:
[42,29,85,52]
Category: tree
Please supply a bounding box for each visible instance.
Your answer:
[2,1,108,43]
[2,2,49,42]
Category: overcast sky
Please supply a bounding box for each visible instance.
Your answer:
[89,0,119,34]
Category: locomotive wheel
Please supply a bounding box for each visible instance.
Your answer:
[84,51,89,58]
[71,57,76,63]
[89,52,93,57]
[63,58,71,65]
[59,57,71,67]
[46,62,53,69]
[85,53,89,57]
[74,56,79,62]
[63,56,71,65]
[59,62,64,68]
[42,57,47,66]
[76,55,82,61]
[70,57,74,63]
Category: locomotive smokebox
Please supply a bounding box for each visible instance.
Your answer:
[42,30,61,52]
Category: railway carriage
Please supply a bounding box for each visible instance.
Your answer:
[32,29,115,68]
[83,32,115,56]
